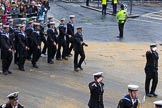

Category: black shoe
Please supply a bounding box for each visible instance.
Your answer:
[62,57,68,60]
[48,61,54,64]
[67,54,72,57]
[146,93,153,97]
[3,71,8,75]
[78,66,83,70]
[8,71,12,74]
[19,68,25,71]
[151,93,158,97]
[74,68,79,72]
[116,36,123,38]
[33,64,39,68]
[56,58,62,61]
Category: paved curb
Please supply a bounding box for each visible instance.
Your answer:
[61,0,85,3]
[81,5,140,18]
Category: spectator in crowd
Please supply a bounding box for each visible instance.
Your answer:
[10,2,20,18]
[37,3,45,19]
[0,4,4,16]
[26,4,32,17]
[5,1,11,14]
[19,3,26,18]
[30,1,38,16]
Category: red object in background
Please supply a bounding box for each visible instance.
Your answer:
[6,7,11,14]
[1,14,8,24]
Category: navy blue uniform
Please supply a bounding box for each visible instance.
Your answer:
[145,51,159,95]
[17,31,28,70]
[117,95,139,108]
[88,81,104,108]
[1,32,15,74]
[31,30,41,66]
[13,29,21,64]
[56,24,67,59]
[73,32,86,70]
[40,24,47,55]
[66,21,74,56]
[0,103,24,108]
[47,28,58,63]
[25,26,34,60]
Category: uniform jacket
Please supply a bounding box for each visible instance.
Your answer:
[88,81,104,108]
[47,28,58,44]
[58,24,66,41]
[145,51,159,73]
[25,26,33,38]
[0,103,24,108]
[67,21,74,36]
[116,9,127,23]
[73,32,85,52]
[14,29,21,46]
[117,94,140,108]
[17,31,28,49]
[1,32,15,51]
[31,30,41,46]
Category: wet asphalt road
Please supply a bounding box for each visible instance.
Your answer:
[0,1,162,108]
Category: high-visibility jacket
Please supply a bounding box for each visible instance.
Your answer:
[112,0,118,4]
[116,9,127,23]
[102,0,107,5]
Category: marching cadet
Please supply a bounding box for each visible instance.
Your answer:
[38,18,47,56]
[116,4,127,38]
[47,22,58,64]
[112,0,118,15]
[88,72,104,108]
[145,44,159,97]
[117,84,140,108]
[0,23,3,48]
[17,24,29,71]
[47,16,54,28]
[0,92,24,108]
[13,24,21,64]
[8,19,14,39]
[31,16,37,23]
[67,15,75,57]
[154,100,162,108]
[25,21,34,60]
[73,26,88,72]
[56,18,68,61]
[1,25,15,75]
[20,18,26,25]
[31,23,41,68]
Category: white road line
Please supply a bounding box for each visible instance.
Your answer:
[130,19,162,24]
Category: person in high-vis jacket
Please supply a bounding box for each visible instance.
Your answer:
[102,0,107,15]
[112,0,118,15]
[116,4,127,38]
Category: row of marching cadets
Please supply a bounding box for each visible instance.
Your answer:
[0,14,88,75]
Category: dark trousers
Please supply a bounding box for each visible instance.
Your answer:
[41,36,47,54]
[118,22,125,38]
[27,38,33,60]
[86,0,89,6]
[18,48,26,69]
[66,37,73,55]
[112,4,117,14]
[2,50,13,72]
[47,44,57,62]
[74,50,85,69]
[145,72,158,94]
[14,46,19,64]
[56,40,67,59]
[32,46,41,65]
[102,5,107,15]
